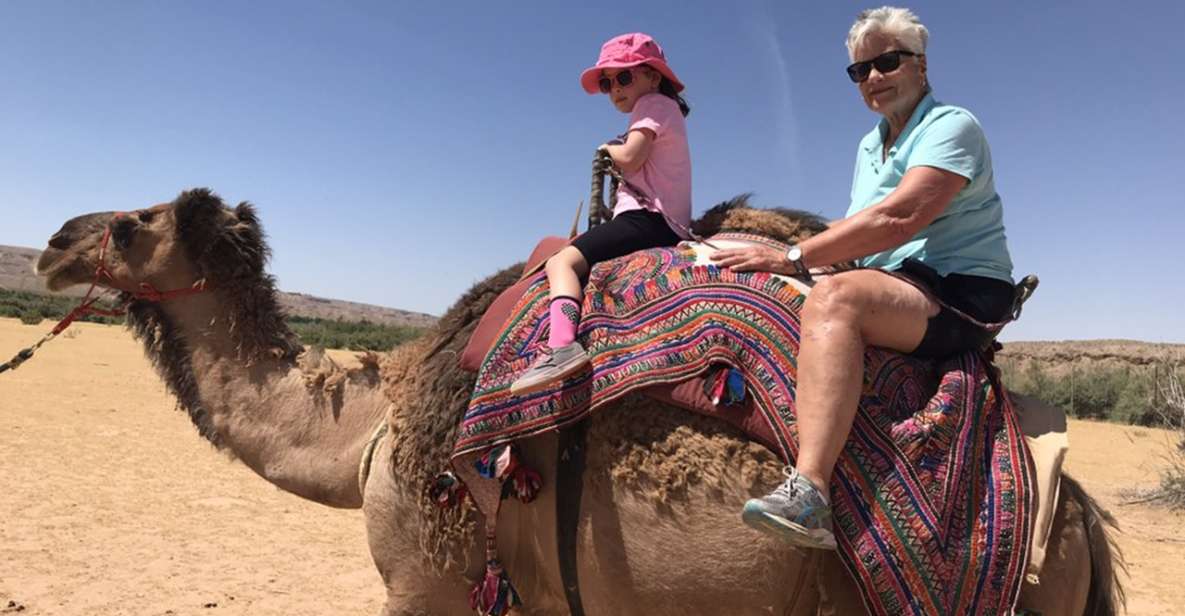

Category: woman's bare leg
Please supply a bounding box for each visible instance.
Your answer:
[793,270,938,491]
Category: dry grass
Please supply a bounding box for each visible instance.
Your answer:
[1123,371,1185,509]
[1154,372,1185,509]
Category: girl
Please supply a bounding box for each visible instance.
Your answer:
[510,32,693,395]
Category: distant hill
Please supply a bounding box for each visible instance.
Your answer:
[276,291,437,328]
[1,244,437,329]
[996,339,1184,382]
[0,246,47,295]
[999,340,1185,366]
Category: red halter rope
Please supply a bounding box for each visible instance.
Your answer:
[0,211,209,374]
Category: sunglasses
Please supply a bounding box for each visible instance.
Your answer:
[846,50,919,83]
[598,69,635,94]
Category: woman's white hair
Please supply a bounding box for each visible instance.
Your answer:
[845,6,929,61]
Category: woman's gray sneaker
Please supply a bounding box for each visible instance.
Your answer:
[509,342,591,396]
[741,467,836,550]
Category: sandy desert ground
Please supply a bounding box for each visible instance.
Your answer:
[1,318,1183,615]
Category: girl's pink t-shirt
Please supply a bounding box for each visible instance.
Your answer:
[614,93,692,238]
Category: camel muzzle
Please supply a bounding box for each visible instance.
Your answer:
[47,212,116,249]
[36,212,117,280]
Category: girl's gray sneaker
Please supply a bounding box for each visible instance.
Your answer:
[741,467,836,550]
[509,342,591,396]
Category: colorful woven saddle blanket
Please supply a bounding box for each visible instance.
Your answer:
[452,236,1034,616]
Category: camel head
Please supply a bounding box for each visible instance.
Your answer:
[37,189,300,448]
[38,187,300,376]
[36,188,268,296]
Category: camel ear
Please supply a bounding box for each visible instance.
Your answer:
[174,188,226,243]
[174,188,269,282]
[234,201,260,227]
[225,201,269,276]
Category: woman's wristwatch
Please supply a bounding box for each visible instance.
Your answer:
[785,245,812,280]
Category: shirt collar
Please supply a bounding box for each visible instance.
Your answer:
[863,91,937,154]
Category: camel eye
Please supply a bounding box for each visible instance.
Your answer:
[112,218,137,250]
[138,210,155,224]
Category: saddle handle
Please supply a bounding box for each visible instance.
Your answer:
[1011,274,1039,322]
[589,148,618,230]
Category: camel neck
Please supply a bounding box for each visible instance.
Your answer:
[150,292,389,509]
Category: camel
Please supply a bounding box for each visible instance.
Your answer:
[35,188,1124,615]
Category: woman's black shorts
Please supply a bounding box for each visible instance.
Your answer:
[893,258,1016,359]
[570,209,681,266]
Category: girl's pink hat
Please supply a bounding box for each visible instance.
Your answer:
[580,32,685,94]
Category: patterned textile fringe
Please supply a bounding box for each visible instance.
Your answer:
[428,471,469,509]
[469,532,523,615]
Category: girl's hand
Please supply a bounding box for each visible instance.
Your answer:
[710,245,790,274]
[597,138,624,154]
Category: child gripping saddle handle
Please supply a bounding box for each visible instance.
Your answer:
[587,147,716,247]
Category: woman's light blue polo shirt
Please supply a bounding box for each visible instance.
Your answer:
[846,93,1013,283]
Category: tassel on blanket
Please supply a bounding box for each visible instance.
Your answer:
[703,365,748,406]
[726,368,746,403]
[475,444,516,479]
[476,444,543,504]
[465,445,537,612]
[507,464,542,503]
[428,471,469,509]
[469,559,522,616]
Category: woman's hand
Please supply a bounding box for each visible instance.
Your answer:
[710,245,790,274]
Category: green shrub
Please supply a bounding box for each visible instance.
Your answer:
[284,316,424,351]
[2,289,425,352]
[0,290,123,325]
[1001,359,1183,426]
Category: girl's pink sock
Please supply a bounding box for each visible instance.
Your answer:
[547,296,581,348]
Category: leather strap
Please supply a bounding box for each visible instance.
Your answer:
[555,421,589,616]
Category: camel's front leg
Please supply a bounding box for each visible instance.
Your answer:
[363,439,477,616]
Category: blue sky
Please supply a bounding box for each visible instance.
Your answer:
[1,1,1181,342]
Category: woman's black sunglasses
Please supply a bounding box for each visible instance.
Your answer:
[846,50,919,83]
[598,69,635,94]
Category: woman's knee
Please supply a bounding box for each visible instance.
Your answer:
[803,275,864,320]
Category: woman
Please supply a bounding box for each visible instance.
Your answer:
[711,6,1015,550]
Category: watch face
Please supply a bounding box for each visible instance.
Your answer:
[787,246,802,261]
